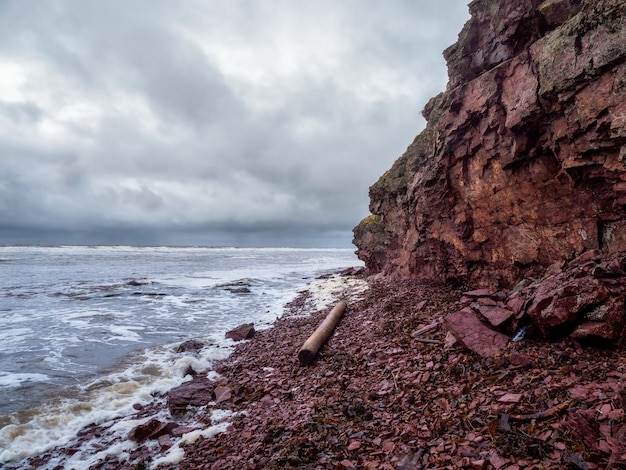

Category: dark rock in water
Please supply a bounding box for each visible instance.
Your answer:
[182,365,198,377]
[226,286,251,294]
[225,323,255,341]
[167,376,215,415]
[339,267,364,276]
[219,279,254,294]
[176,339,204,354]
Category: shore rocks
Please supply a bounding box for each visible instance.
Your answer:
[128,418,179,443]
[167,376,215,414]
[175,339,204,353]
[225,323,255,341]
[353,0,626,290]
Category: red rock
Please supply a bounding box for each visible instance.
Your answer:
[347,440,361,451]
[444,308,510,357]
[214,385,232,404]
[506,294,526,317]
[473,304,514,327]
[225,323,255,341]
[509,353,533,368]
[498,393,523,403]
[471,460,487,470]
[488,452,510,470]
[167,376,215,414]
[353,0,626,291]
[464,289,492,298]
[570,249,602,267]
[171,426,194,437]
[539,0,579,28]
[527,277,611,336]
[158,434,173,450]
[128,418,162,443]
[477,297,498,306]
[571,321,618,341]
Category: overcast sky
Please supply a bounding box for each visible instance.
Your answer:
[0,0,469,248]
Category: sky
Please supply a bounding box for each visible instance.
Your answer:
[0,0,470,248]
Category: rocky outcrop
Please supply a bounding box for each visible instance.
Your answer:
[444,251,626,356]
[353,0,626,290]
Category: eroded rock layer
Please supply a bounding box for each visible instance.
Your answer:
[353,0,626,289]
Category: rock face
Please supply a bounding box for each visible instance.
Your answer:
[353,0,626,290]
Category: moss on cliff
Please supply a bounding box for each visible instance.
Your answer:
[352,214,386,245]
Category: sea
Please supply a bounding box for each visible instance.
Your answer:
[0,245,364,469]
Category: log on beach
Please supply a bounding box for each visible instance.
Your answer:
[298,300,347,365]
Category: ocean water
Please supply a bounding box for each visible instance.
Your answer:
[0,245,363,468]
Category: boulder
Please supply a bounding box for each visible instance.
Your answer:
[175,339,204,353]
[167,376,215,414]
[527,277,611,336]
[129,419,181,443]
[128,418,163,443]
[444,308,510,358]
[226,323,255,341]
[462,253,626,345]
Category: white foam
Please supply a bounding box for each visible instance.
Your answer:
[0,341,232,466]
[0,372,49,387]
[305,276,369,311]
[108,325,144,342]
[149,410,237,469]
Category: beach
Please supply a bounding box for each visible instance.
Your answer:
[16,272,626,469]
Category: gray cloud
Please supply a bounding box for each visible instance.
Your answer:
[0,0,469,247]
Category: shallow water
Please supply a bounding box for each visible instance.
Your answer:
[0,245,361,467]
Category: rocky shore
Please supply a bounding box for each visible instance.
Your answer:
[165,276,626,470]
[12,270,626,469]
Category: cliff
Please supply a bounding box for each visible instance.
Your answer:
[353,0,626,290]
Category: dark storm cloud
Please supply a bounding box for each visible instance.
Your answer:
[0,0,470,247]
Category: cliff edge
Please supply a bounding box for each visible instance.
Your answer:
[353,0,626,290]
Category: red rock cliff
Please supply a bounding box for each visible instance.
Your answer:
[353,0,626,289]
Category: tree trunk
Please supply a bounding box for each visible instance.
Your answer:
[298,300,347,365]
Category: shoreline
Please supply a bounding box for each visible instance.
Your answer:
[14,274,626,469]
[7,269,368,470]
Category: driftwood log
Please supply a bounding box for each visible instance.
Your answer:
[298,300,347,365]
